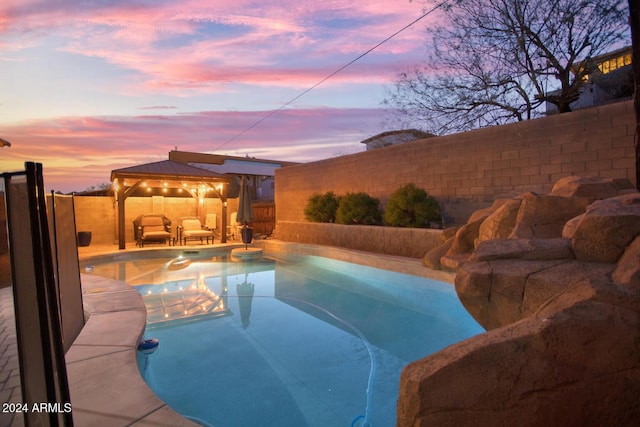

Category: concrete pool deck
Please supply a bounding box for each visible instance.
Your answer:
[1,239,454,426]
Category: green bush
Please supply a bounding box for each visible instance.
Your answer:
[383,183,441,227]
[336,192,382,225]
[304,191,340,222]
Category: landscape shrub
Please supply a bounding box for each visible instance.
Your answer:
[335,192,382,225]
[304,191,340,222]
[383,183,441,227]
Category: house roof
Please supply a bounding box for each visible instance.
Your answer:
[169,150,298,168]
[168,150,298,175]
[360,129,434,145]
[110,160,228,184]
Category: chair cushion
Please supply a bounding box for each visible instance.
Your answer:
[142,216,164,227]
[182,219,202,231]
[143,231,170,238]
[183,229,213,238]
[144,225,166,233]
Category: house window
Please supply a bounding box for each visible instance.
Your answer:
[597,53,632,75]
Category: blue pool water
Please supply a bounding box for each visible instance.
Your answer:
[86,254,483,426]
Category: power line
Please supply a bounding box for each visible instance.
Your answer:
[213,0,449,152]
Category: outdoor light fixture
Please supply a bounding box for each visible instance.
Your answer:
[0,137,12,147]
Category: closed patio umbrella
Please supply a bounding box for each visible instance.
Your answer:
[237,273,255,329]
[236,176,253,248]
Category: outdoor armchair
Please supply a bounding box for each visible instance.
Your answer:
[135,214,172,247]
[205,213,217,235]
[227,212,242,240]
[179,217,214,245]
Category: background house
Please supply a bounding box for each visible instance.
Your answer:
[546,46,633,114]
[169,150,298,201]
[360,129,434,151]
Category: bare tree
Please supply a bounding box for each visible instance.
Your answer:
[385,0,630,134]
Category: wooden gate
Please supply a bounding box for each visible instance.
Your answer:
[251,202,275,235]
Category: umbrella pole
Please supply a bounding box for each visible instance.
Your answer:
[243,224,248,250]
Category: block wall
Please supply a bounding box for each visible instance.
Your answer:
[73,196,116,245]
[273,221,444,258]
[73,196,234,245]
[275,101,636,227]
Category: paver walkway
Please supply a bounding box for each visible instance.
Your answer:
[0,287,23,427]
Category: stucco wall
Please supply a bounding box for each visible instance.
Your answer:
[275,101,636,230]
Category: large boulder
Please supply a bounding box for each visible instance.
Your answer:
[561,212,583,239]
[477,199,521,242]
[509,192,591,239]
[456,258,588,329]
[612,235,640,291]
[571,193,640,262]
[440,215,488,270]
[550,175,635,198]
[398,280,640,427]
[470,237,574,262]
[422,236,453,270]
[403,177,640,427]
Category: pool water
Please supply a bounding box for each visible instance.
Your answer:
[86,254,483,427]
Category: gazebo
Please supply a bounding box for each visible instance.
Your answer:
[110,160,229,249]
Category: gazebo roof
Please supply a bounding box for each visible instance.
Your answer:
[110,160,228,186]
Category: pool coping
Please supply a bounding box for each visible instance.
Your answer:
[66,273,201,427]
[71,240,453,426]
[256,240,456,284]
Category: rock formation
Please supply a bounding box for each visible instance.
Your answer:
[402,176,640,426]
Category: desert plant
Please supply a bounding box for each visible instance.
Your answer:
[304,191,340,223]
[383,183,441,227]
[335,192,382,225]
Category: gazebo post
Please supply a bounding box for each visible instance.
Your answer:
[207,183,227,243]
[117,178,126,249]
[221,183,228,244]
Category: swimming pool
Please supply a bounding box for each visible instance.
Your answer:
[84,252,483,426]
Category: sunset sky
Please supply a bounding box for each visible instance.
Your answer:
[0,0,440,192]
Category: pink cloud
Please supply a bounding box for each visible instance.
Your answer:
[0,107,389,192]
[1,0,430,92]
[0,0,428,194]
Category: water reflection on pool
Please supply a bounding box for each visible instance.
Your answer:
[85,254,484,427]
